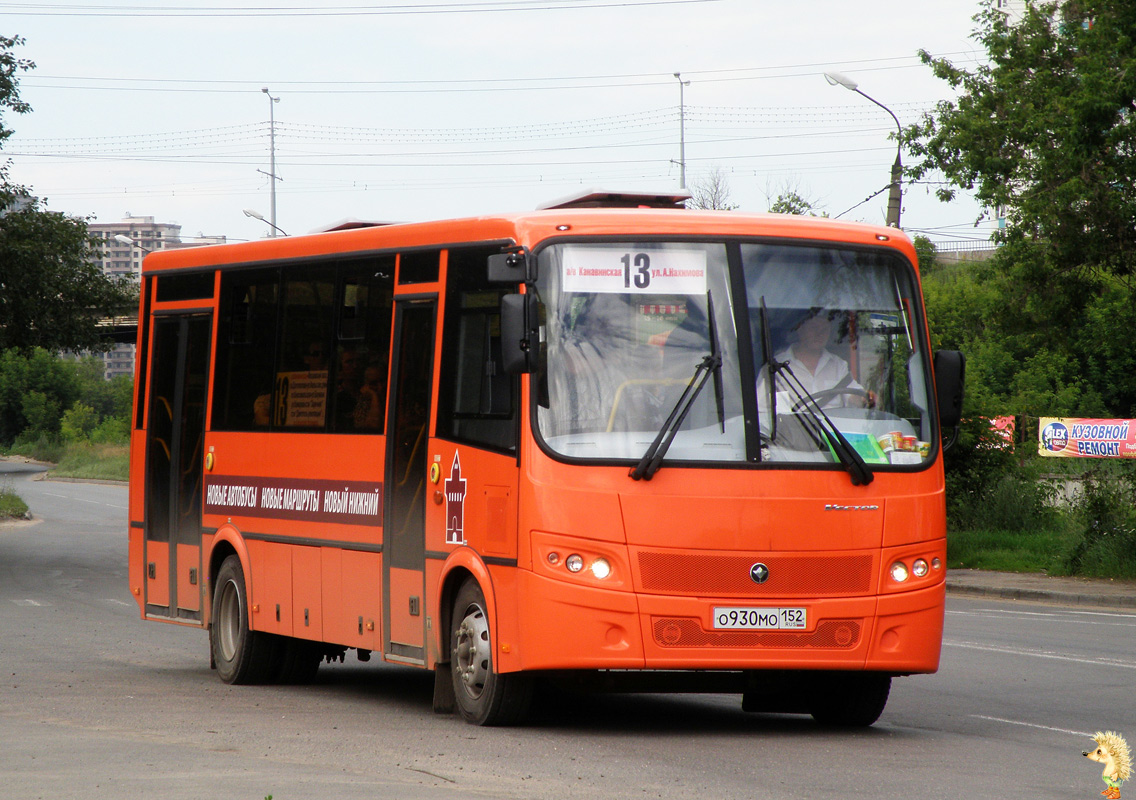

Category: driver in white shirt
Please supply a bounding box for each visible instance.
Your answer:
[763,308,874,410]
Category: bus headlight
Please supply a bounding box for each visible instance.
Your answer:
[565,554,585,573]
[912,558,929,578]
[590,558,612,580]
[890,561,910,583]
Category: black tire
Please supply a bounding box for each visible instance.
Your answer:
[810,673,891,727]
[210,555,278,685]
[450,579,532,726]
[274,637,322,685]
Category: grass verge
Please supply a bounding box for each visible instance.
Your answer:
[51,443,129,482]
[0,483,30,519]
[947,525,1080,574]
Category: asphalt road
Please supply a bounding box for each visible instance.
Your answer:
[1,461,1133,800]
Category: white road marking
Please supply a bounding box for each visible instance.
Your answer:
[949,608,1136,628]
[971,715,1093,738]
[944,640,1136,669]
[39,490,128,510]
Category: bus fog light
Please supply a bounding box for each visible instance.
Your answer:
[890,561,909,582]
[547,552,560,565]
[590,558,612,580]
[932,557,942,571]
[912,559,929,578]
[566,554,584,573]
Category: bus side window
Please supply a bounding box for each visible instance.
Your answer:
[276,269,335,430]
[436,247,517,453]
[333,258,394,433]
[212,269,280,431]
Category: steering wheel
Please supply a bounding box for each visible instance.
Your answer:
[790,387,872,412]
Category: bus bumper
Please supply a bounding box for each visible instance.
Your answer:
[509,571,944,675]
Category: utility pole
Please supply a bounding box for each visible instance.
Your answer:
[260,87,281,237]
[674,72,690,190]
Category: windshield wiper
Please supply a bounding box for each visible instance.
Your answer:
[773,362,874,486]
[630,292,724,482]
[629,351,722,481]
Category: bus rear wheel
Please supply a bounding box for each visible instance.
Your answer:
[450,579,531,726]
[210,555,278,685]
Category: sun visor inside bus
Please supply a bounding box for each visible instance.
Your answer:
[488,251,533,284]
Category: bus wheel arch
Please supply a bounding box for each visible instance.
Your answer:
[448,577,532,726]
[209,553,279,685]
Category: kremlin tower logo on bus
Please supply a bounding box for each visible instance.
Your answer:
[445,452,467,545]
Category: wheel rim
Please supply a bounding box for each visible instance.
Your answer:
[216,578,241,661]
[454,602,490,700]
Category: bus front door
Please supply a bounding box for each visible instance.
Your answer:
[383,298,436,664]
[143,314,211,621]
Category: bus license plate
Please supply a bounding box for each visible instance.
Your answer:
[712,607,807,630]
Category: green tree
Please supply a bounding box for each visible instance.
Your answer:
[912,235,938,274]
[60,401,98,442]
[0,347,81,445]
[0,33,33,204]
[0,34,136,354]
[904,0,1136,282]
[768,190,822,216]
[905,0,1136,418]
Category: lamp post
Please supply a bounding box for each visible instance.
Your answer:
[243,208,288,237]
[113,233,151,278]
[261,87,281,237]
[824,71,902,228]
[674,72,690,190]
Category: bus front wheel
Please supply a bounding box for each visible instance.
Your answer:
[210,555,278,685]
[809,673,891,727]
[450,579,532,726]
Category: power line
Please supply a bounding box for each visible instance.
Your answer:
[20,53,981,95]
[0,0,724,17]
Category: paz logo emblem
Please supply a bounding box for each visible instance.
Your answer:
[749,563,770,584]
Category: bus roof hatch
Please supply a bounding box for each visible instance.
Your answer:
[537,189,692,210]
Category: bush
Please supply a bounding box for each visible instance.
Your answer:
[61,401,99,442]
[1064,470,1136,579]
[9,432,66,464]
[0,482,29,519]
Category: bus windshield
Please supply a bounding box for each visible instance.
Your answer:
[535,239,934,469]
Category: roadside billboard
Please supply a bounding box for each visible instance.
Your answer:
[1038,417,1136,459]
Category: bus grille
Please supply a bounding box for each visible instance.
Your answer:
[652,618,861,649]
[636,552,873,597]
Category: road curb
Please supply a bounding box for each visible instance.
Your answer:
[946,578,1136,610]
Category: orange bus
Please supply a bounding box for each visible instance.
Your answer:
[128,190,964,727]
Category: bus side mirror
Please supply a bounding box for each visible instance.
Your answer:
[488,252,532,283]
[934,349,965,428]
[501,293,539,374]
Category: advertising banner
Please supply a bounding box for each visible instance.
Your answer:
[1038,417,1136,459]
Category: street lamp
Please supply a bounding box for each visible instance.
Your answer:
[260,87,281,237]
[824,71,903,228]
[674,72,691,190]
[113,233,151,253]
[113,233,151,277]
[243,208,288,237]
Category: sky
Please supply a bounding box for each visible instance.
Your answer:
[2,0,999,246]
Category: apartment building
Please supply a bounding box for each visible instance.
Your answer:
[88,215,225,380]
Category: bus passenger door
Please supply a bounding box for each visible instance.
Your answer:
[383,298,436,664]
[144,314,211,621]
